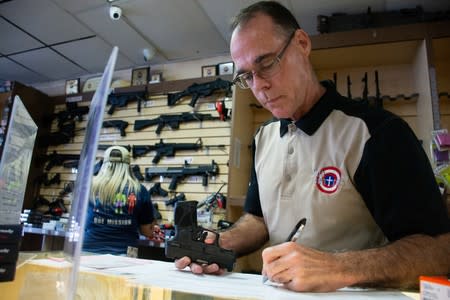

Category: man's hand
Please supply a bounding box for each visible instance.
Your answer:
[174,256,225,275]
[173,232,226,275]
[262,233,450,292]
[262,242,351,292]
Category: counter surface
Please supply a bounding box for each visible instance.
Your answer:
[0,252,420,300]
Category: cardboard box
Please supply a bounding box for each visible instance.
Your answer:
[420,275,450,300]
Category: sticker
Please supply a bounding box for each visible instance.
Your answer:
[316,166,341,194]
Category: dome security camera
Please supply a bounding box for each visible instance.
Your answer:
[109,6,122,20]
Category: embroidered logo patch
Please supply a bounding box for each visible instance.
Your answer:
[316,166,341,194]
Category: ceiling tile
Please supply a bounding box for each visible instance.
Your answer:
[0,57,48,83]
[118,0,230,60]
[77,5,159,65]
[9,48,85,81]
[0,17,44,55]
[51,0,105,14]
[0,0,94,45]
[52,36,134,73]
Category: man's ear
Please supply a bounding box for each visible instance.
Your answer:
[294,29,311,56]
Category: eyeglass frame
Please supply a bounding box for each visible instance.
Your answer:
[232,30,296,89]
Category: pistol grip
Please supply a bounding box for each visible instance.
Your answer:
[107,105,115,115]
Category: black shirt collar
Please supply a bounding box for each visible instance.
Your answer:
[280,80,338,137]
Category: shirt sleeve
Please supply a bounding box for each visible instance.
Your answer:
[244,139,263,217]
[354,117,450,241]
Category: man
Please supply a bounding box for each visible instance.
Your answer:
[176,1,450,292]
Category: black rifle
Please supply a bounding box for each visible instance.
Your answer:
[165,192,186,207]
[374,70,383,109]
[362,72,368,104]
[42,151,80,171]
[102,120,129,136]
[35,173,61,186]
[41,121,76,146]
[62,160,80,169]
[165,200,235,271]
[48,102,89,129]
[347,75,352,100]
[134,112,220,134]
[148,182,169,197]
[107,90,147,115]
[167,78,233,107]
[145,160,219,190]
[133,138,223,164]
[98,144,131,152]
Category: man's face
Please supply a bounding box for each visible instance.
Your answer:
[230,14,313,120]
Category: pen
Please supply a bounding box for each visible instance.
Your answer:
[262,218,307,285]
[285,218,307,242]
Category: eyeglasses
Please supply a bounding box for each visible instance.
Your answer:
[232,31,295,89]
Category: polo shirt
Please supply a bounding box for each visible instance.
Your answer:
[245,81,449,252]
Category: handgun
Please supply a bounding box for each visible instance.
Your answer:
[165,201,235,271]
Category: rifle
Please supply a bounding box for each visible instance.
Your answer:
[40,120,86,147]
[134,112,220,134]
[165,192,186,207]
[133,138,224,164]
[61,159,104,174]
[107,90,147,115]
[42,151,80,171]
[374,70,382,109]
[197,183,226,211]
[145,160,219,190]
[102,120,129,136]
[167,78,233,107]
[48,102,89,129]
[362,72,368,104]
[165,200,236,271]
[347,75,352,100]
[41,121,76,146]
[35,173,61,186]
[98,144,131,152]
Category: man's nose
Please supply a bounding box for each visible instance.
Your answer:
[251,73,271,90]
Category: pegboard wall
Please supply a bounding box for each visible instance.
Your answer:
[36,76,234,230]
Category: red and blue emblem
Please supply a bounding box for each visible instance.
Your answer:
[316,166,341,194]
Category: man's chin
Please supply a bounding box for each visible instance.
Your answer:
[270,110,291,120]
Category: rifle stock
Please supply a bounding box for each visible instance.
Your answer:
[102,120,129,136]
[134,118,160,131]
[107,90,147,115]
[144,160,219,191]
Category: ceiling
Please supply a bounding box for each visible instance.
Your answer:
[0,0,449,86]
